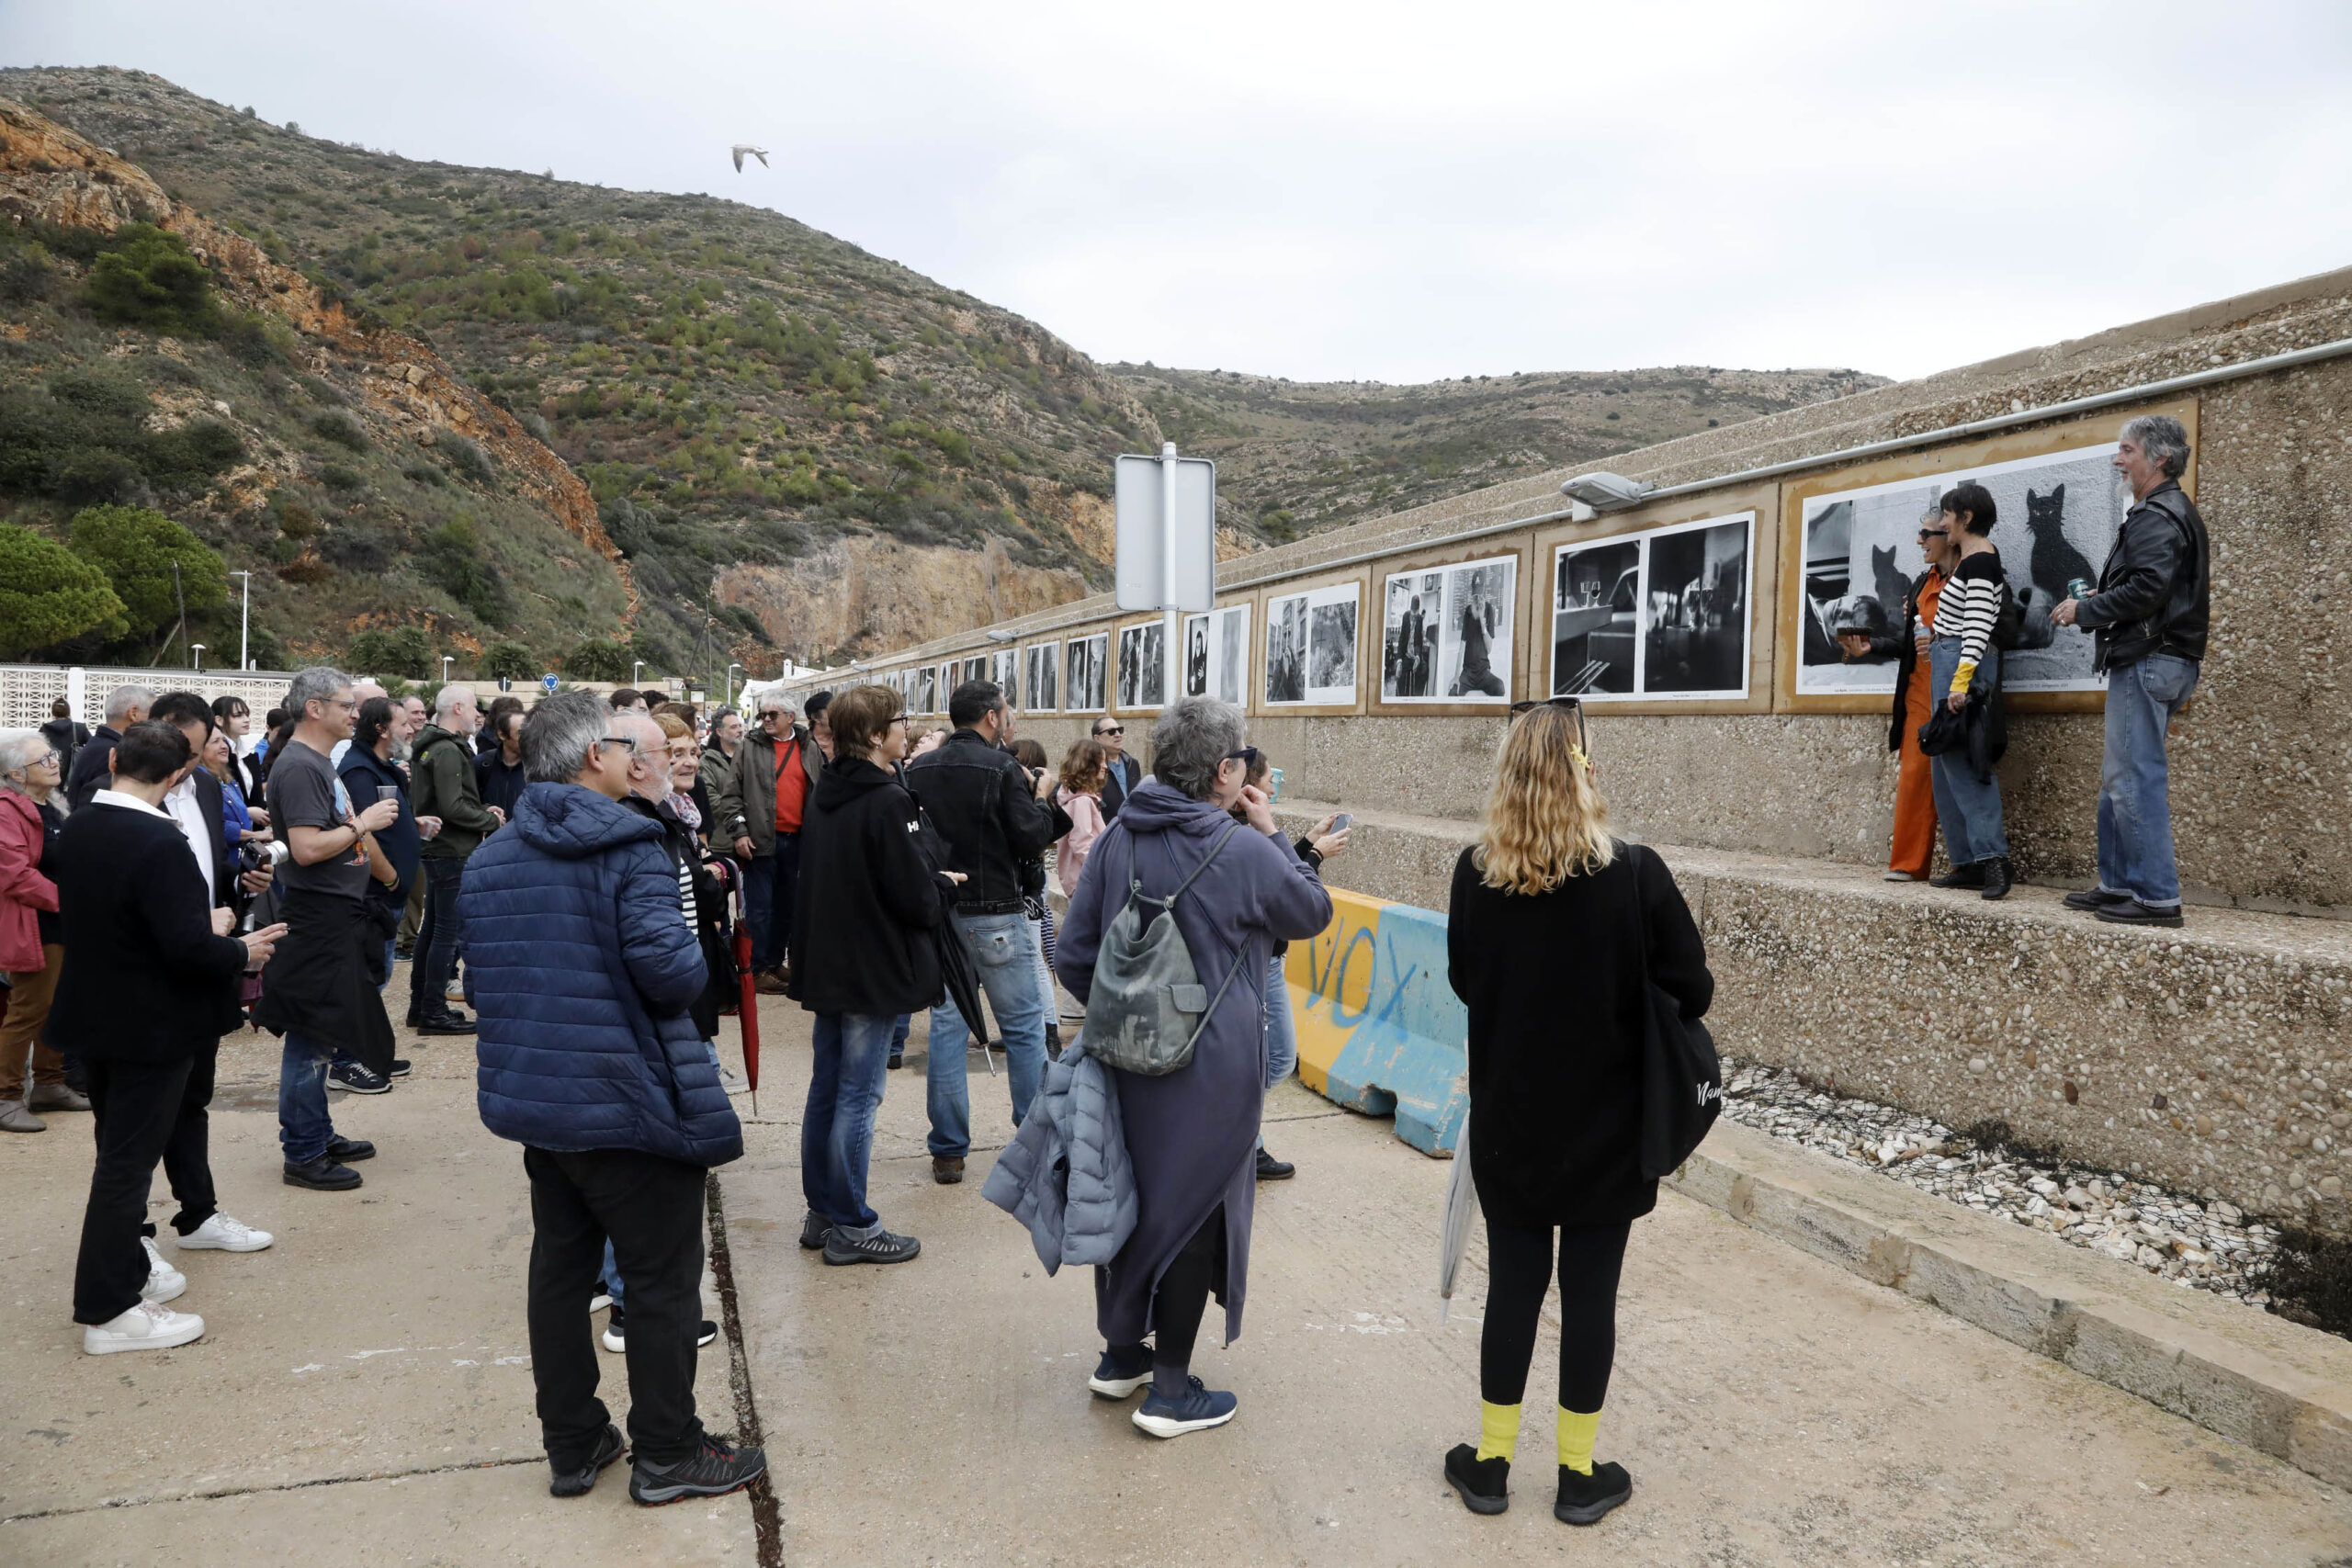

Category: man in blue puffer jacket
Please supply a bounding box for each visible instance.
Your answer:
[460,692,764,1508]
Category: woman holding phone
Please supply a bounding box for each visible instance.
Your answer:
[1441,697,1712,1527]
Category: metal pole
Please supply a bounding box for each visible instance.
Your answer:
[1159,441,1180,707]
[234,570,251,669]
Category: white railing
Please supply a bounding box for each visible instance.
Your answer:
[0,664,295,730]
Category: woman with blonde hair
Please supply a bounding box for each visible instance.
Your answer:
[1442,698,1712,1527]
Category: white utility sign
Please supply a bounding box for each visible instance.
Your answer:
[1114,445,1216,613]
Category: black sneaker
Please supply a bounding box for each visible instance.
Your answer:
[887,1052,903,1070]
[799,1212,831,1249]
[328,1061,391,1095]
[549,1422,626,1498]
[386,1058,413,1077]
[1088,1342,1154,1399]
[823,1226,921,1266]
[417,1011,477,1035]
[601,1307,719,1354]
[2096,898,2186,928]
[326,1135,377,1162]
[628,1434,766,1506]
[2063,886,2132,912]
[284,1156,363,1190]
[1255,1147,1295,1180]
[1444,1444,1510,1515]
[1928,862,1985,889]
[1555,1461,1632,1525]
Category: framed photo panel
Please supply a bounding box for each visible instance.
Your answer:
[1547,513,1755,701]
[990,649,1017,706]
[1065,632,1109,716]
[1182,604,1252,705]
[1380,552,1516,705]
[1023,641,1059,713]
[1115,619,1168,712]
[911,664,937,715]
[1263,581,1360,710]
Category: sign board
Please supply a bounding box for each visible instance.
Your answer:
[1114,448,1216,613]
[541,673,559,694]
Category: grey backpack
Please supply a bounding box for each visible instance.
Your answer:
[1084,820,1249,1077]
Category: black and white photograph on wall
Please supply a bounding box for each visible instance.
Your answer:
[1066,633,1107,715]
[1643,514,1752,696]
[912,664,937,714]
[1795,443,2121,695]
[1385,555,1515,703]
[1023,642,1058,712]
[991,649,1018,706]
[1116,622,1166,709]
[1265,583,1358,706]
[959,656,987,691]
[1182,605,1251,705]
[1550,539,1639,694]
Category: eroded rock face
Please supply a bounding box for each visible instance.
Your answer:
[720,535,1091,662]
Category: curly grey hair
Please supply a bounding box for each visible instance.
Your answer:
[522,689,616,784]
[2120,413,2190,480]
[1150,695,1245,800]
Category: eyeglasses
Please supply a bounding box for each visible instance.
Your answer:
[1223,746,1261,771]
[1095,726,1124,737]
[1917,527,1949,540]
[597,734,639,755]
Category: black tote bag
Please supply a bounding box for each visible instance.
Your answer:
[1630,844,1722,1179]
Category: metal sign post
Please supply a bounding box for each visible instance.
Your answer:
[1114,443,1216,710]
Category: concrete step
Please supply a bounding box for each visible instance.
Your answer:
[1272,796,2352,1227]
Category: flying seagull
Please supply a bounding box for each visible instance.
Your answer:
[730,145,770,173]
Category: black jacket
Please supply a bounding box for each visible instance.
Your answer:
[1099,753,1142,820]
[788,758,953,1017]
[44,801,249,1063]
[1447,840,1713,1230]
[40,716,87,780]
[476,747,527,820]
[185,768,239,912]
[1853,567,2009,764]
[63,725,123,814]
[904,729,1065,914]
[2081,480,2209,671]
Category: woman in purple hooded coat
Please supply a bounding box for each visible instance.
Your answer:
[1054,696,1332,1438]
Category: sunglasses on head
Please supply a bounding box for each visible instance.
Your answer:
[1507,694,1589,750]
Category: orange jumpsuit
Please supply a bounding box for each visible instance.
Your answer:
[1890,570,1945,878]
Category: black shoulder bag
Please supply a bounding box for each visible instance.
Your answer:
[1630,843,1722,1179]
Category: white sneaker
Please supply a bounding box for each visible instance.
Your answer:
[590,1293,612,1314]
[141,1237,187,1303]
[178,1213,275,1252]
[85,1299,205,1355]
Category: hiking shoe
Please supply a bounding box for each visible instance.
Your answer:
[754,970,790,995]
[1255,1147,1295,1180]
[799,1212,831,1250]
[328,1061,391,1095]
[2063,886,2132,912]
[823,1227,921,1266]
[1443,1444,1510,1515]
[386,1058,413,1077]
[549,1423,626,1498]
[283,1156,363,1190]
[178,1213,274,1252]
[84,1299,204,1356]
[141,1237,187,1303]
[1928,862,1985,889]
[602,1309,719,1353]
[0,1100,44,1134]
[1555,1461,1633,1525]
[416,1011,476,1036]
[1089,1343,1154,1400]
[27,1083,91,1112]
[1979,855,2015,901]
[2096,898,2185,928]
[1133,1376,1238,1438]
[326,1135,376,1162]
[933,1156,965,1185]
[628,1434,766,1506]
[887,1052,903,1070]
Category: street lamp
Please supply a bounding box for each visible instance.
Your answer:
[726,662,743,706]
[631,660,646,688]
[231,570,252,669]
[440,655,454,686]
[190,643,206,672]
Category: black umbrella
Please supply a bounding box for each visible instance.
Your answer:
[933,922,997,1074]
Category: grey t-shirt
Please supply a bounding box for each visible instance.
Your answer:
[267,739,370,899]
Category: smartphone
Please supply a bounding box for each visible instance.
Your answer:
[1330,813,1354,832]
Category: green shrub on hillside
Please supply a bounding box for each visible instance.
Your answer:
[67,503,227,636]
[480,640,537,682]
[0,370,244,506]
[418,515,516,626]
[0,524,130,657]
[563,637,631,682]
[83,222,220,335]
[312,410,368,450]
[346,625,435,678]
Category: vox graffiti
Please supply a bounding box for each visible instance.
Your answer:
[1285,889,1468,1156]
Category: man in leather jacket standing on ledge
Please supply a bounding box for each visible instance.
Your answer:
[2052,413,2210,929]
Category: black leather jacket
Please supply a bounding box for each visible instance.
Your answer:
[2080,480,2209,671]
[904,729,1069,914]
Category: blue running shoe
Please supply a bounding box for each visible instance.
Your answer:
[1132,1375,1238,1438]
[1088,1343,1153,1400]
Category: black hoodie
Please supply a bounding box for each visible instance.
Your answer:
[786,757,953,1018]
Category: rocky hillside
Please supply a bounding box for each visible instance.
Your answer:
[1114,363,1887,539]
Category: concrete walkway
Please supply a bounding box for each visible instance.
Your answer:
[7,997,2352,1564]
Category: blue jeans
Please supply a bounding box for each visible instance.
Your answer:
[926,908,1048,1158]
[408,857,470,1021]
[890,1015,910,1055]
[803,1014,897,1237]
[1259,953,1297,1151]
[2098,652,2199,908]
[741,834,800,974]
[601,1239,624,1312]
[277,1031,340,1165]
[1927,637,2008,864]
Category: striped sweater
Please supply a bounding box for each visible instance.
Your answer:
[1931,549,2005,694]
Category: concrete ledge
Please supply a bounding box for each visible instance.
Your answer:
[1671,1117,2352,1492]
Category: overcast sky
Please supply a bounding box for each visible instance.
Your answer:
[6,2,2351,384]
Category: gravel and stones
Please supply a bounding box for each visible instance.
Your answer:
[1720,1059,2281,1303]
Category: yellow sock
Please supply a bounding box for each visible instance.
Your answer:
[1475,1400,1521,1463]
[1557,1406,1601,1475]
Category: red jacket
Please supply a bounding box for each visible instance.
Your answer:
[0,789,59,972]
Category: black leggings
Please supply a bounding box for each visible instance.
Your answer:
[1479,1220,1632,1413]
[1144,1205,1225,1374]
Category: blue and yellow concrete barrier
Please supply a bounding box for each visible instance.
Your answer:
[1286,887,1465,1156]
